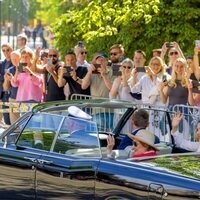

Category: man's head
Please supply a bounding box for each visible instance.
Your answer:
[95,53,108,69]
[1,43,13,59]
[17,34,27,49]
[109,44,124,63]
[132,109,149,129]
[65,50,77,68]
[48,48,59,65]
[152,49,162,57]
[74,41,87,63]
[133,50,146,68]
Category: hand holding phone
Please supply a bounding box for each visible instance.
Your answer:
[92,64,101,74]
[166,42,174,48]
[195,40,200,49]
[47,59,53,67]
[18,63,27,73]
[63,66,73,78]
[112,64,122,76]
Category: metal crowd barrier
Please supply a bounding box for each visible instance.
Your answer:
[71,94,200,143]
[0,102,38,113]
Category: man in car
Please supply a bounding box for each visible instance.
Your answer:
[118,109,160,150]
[172,112,200,152]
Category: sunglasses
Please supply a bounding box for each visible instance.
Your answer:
[81,51,87,55]
[110,52,118,56]
[170,51,178,56]
[123,65,132,69]
[48,54,57,58]
[2,49,10,52]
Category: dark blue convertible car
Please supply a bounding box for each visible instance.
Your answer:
[0,99,199,199]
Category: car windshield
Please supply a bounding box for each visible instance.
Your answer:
[16,112,101,157]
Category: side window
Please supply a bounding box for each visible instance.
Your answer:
[2,115,31,144]
[53,117,101,157]
[17,113,63,151]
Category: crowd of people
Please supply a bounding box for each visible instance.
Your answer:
[1,34,200,157]
[0,36,200,126]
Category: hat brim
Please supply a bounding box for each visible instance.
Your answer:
[127,133,159,151]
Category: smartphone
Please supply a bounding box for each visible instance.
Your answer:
[93,64,101,74]
[47,58,53,67]
[112,64,122,76]
[166,42,174,48]
[136,67,146,73]
[192,80,200,93]
[162,75,167,82]
[63,66,73,78]
[195,40,200,49]
[18,63,27,73]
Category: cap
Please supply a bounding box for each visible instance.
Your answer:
[127,130,159,151]
[95,53,108,60]
[68,106,92,120]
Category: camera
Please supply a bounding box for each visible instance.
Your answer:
[166,42,174,48]
[77,41,84,48]
[136,67,146,73]
[162,75,167,82]
[63,66,73,78]
[112,64,122,76]
[195,40,200,49]
[47,59,53,67]
[92,64,101,74]
[18,63,27,73]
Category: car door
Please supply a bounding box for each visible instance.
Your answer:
[0,113,39,200]
[36,116,101,199]
[0,145,42,200]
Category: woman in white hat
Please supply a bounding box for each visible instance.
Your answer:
[107,130,159,158]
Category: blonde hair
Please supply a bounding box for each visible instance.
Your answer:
[169,58,188,88]
[149,56,165,75]
[21,48,34,59]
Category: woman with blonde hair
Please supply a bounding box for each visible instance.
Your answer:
[160,57,194,106]
[129,56,169,106]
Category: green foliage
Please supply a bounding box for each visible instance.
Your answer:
[36,0,200,61]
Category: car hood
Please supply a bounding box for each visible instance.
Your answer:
[129,153,200,181]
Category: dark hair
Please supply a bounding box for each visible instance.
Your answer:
[134,50,146,59]
[132,109,149,128]
[65,50,76,57]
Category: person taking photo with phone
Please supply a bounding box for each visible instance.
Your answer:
[82,53,114,98]
[57,50,90,99]
[11,48,43,103]
[32,47,65,101]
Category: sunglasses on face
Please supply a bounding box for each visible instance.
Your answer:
[80,51,87,55]
[123,65,132,69]
[110,52,118,56]
[170,51,178,56]
[48,54,57,58]
[2,49,10,52]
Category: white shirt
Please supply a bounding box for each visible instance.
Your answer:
[130,74,165,106]
[173,131,200,152]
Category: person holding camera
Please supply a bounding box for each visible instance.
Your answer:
[161,41,185,75]
[57,50,90,99]
[82,53,114,98]
[32,47,65,101]
[109,58,134,101]
[11,48,43,103]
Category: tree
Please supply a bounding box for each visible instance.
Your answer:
[35,0,200,60]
